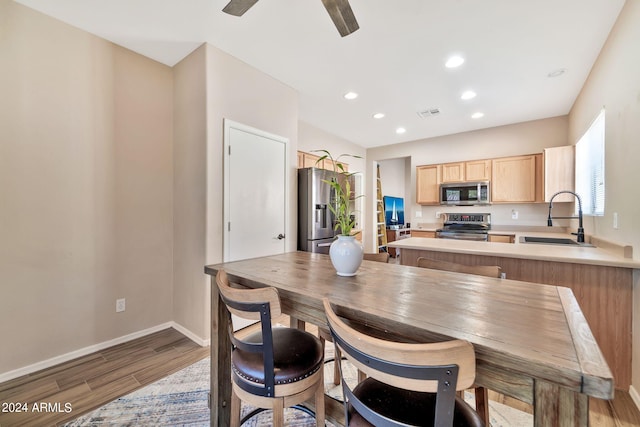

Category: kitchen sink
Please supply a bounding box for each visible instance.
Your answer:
[520,236,595,247]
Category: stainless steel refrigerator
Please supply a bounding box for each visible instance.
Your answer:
[298,167,340,254]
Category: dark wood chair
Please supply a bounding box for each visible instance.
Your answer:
[320,252,389,386]
[416,256,502,425]
[323,298,485,426]
[216,269,325,427]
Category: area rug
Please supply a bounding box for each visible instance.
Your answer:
[65,347,532,426]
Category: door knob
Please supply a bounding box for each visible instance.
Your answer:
[276,233,285,240]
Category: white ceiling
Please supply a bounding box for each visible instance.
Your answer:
[14,0,625,148]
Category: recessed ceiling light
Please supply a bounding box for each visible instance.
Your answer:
[396,127,406,134]
[471,112,484,119]
[445,55,465,68]
[373,113,385,119]
[343,91,358,100]
[461,90,477,100]
[547,68,567,78]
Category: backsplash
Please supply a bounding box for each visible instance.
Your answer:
[414,202,575,228]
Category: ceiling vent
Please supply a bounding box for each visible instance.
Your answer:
[417,108,441,118]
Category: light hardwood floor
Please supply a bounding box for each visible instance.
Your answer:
[1,327,639,426]
[0,328,209,426]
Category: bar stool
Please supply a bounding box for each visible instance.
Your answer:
[323,297,485,426]
[416,256,502,425]
[216,269,325,427]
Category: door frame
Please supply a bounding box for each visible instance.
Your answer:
[222,119,290,262]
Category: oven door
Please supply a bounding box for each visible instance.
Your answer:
[436,230,488,241]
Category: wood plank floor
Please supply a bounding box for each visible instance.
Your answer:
[0,328,209,427]
[1,326,639,426]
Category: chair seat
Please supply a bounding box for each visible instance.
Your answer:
[233,327,324,385]
[348,378,485,427]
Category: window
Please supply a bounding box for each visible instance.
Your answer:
[575,109,605,215]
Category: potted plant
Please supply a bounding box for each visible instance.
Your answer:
[314,150,364,276]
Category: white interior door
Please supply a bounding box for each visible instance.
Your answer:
[223,120,289,329]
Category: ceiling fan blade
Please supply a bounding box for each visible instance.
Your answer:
[320,0,360,37]
[222,0,259,16]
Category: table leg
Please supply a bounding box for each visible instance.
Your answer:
[534,379,588,426]
[211,276,232,427]
[290,316,306,330]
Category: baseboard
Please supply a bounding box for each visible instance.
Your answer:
[171,321,210,347]
[630,385,640,412]
[0,321,208,384]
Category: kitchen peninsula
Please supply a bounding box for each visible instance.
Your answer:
[388,235,639,390]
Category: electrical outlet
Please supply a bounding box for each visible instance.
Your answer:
[415,211,422,218]
[511,210,519,220]
[613,212,619,229]
[435,211,442,219]
[116,298,126,313]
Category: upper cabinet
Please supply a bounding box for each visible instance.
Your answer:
[544,146,575,202]
[491,154,543,203]
[440,159,491,183]
[416,164,441,205]
[297,151,348,171]
[465,159,491,181]
[441,162,465,183]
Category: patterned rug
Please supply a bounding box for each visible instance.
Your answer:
[65,347,532,426]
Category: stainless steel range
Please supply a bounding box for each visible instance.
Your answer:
[436,213,491,241]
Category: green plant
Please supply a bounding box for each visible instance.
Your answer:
[313,150,363,236]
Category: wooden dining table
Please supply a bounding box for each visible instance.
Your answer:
[204,251,613,427]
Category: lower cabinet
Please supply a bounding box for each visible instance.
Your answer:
[488,234,515,243]
[411,230,436,238]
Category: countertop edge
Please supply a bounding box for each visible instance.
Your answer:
[389,237,640,269]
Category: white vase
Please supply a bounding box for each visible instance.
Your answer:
[329,235,364,276]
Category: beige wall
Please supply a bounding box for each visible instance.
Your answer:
[0,1,174,374]
[172,45,208,340]
[567,0,640,396]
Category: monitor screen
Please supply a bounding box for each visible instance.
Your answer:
[383,196,405,227]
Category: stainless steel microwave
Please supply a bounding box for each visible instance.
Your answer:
[439,181,490,206]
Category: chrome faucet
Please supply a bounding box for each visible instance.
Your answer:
[547,191,585,243]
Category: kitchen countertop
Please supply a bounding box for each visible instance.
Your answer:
[388,233,640,268]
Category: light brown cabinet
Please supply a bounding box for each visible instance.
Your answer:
[416,165,441,205]
[488,234,515,243]
[441,162,465,183]
[416,149,569,205]
[297,151,347,171]
[411,230,436,238]
[491,154,542,203]
[544,146,575,202]
[465,159,492,181]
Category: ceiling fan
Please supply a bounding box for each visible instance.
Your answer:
[222,0,360,37]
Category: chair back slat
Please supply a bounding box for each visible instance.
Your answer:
[216,269,277,397]
[417,257,502,278]
[323,298,476,392]
[324,298,477,426]
[363,252,390,263]
[216,269,282,320]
